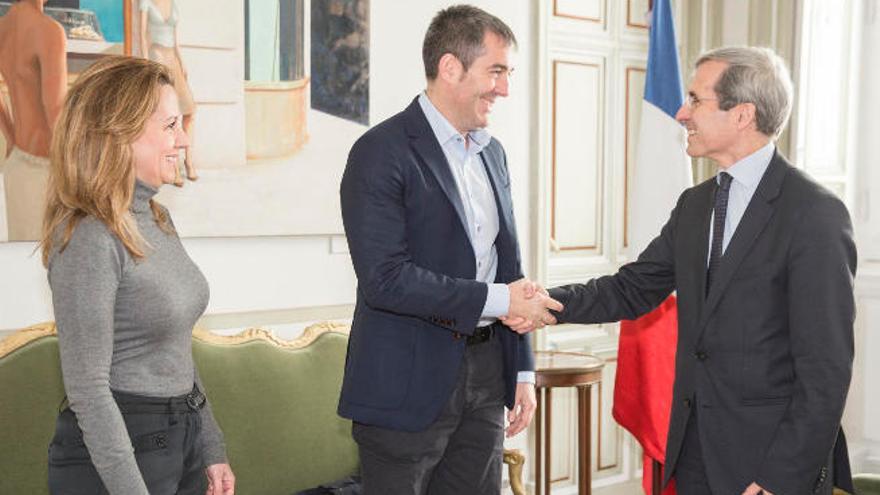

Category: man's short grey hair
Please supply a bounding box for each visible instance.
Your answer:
[696,46,794,138]
[422,5,516,80]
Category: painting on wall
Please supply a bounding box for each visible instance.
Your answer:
[0,1,130,56]
[0,0,131,242]
[1,0,375,241]
[149,0,372,239]
[148,0,372,238]
[245,0,305,82]
[311,0,369,125]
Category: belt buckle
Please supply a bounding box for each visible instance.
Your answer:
[466,326,492,346]
[185,391,206,411]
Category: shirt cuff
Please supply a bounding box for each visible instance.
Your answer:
[517,371,536,384]
[481,283,510,318]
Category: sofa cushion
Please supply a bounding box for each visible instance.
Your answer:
[193,326,358,494]
[0,325,65,495]
[854,473,880,495]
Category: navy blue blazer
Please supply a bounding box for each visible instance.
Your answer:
[337,97,534,432]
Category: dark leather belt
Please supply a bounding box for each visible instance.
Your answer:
[112,385,206,414]
[453,323,496,346]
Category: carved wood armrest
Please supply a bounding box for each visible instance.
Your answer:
[503,448,526,495]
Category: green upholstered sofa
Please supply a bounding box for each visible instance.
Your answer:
[854,473,880,495]
[0,322,358,494]
[0,322,526,495]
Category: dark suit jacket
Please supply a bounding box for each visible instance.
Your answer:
[549,151,856,494]
[337,97,534,432]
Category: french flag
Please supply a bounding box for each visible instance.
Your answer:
[613,0,691,494]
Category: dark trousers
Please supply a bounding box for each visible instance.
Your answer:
[674,410,838,495]
[47,390,207,495]
[352,331,506,495]
[674,411,713,495]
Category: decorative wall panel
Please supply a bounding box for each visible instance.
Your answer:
[627,0,651,29]
[623,66,646,249]
[554,0,604,23]
[552,60,604,252]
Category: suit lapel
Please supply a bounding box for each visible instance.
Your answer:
[693,184,714,302]
[405,99,470,237]
[697,152,789,334]
[480,143,520,282]
[479,145,513,236]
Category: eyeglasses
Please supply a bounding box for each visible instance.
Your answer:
[685,93,718,108]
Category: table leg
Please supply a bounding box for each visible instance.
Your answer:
[545,388,553,495]
[652,458,663,495]
[535,388,543,495]
[577,385,592,495]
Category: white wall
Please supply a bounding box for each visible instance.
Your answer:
[0,0,536,333]
[847,0,880,472]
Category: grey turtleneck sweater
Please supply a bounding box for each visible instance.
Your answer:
[48,180,226,494]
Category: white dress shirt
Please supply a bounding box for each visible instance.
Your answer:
[707,141,775,263]
[419,93,534,384]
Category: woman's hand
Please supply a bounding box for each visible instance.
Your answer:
[205,463,235,495]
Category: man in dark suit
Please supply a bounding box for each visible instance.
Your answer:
[338,5,562,494]
[538,47,856,494]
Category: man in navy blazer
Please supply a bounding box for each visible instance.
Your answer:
[338,5,562,494]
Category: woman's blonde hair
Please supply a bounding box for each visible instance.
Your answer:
[41,56,174,266]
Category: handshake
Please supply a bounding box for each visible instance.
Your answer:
[500,278,564,334]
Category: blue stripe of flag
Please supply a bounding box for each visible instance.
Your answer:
[644,0,684,119]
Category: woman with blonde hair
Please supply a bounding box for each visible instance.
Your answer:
[42,56,234,495]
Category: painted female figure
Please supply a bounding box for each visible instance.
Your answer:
[139,0,197,184]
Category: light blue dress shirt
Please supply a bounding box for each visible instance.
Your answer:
[418,93,534,384]
[707,141,775,263]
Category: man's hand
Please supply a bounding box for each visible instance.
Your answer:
[512,280,551,332]
[503,279,563,333]
[506,382,536,437]
[205,463,235,495]
[742,482,773,495]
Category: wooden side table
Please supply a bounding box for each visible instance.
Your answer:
[534,350,604,495]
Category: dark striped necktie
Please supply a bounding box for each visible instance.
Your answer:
[707,172,733,295]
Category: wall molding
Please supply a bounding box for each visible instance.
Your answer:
[196,304,354,331]
[553,0,604,24]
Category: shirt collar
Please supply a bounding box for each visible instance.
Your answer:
[418,92,491,152]
[719,141,775,191]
